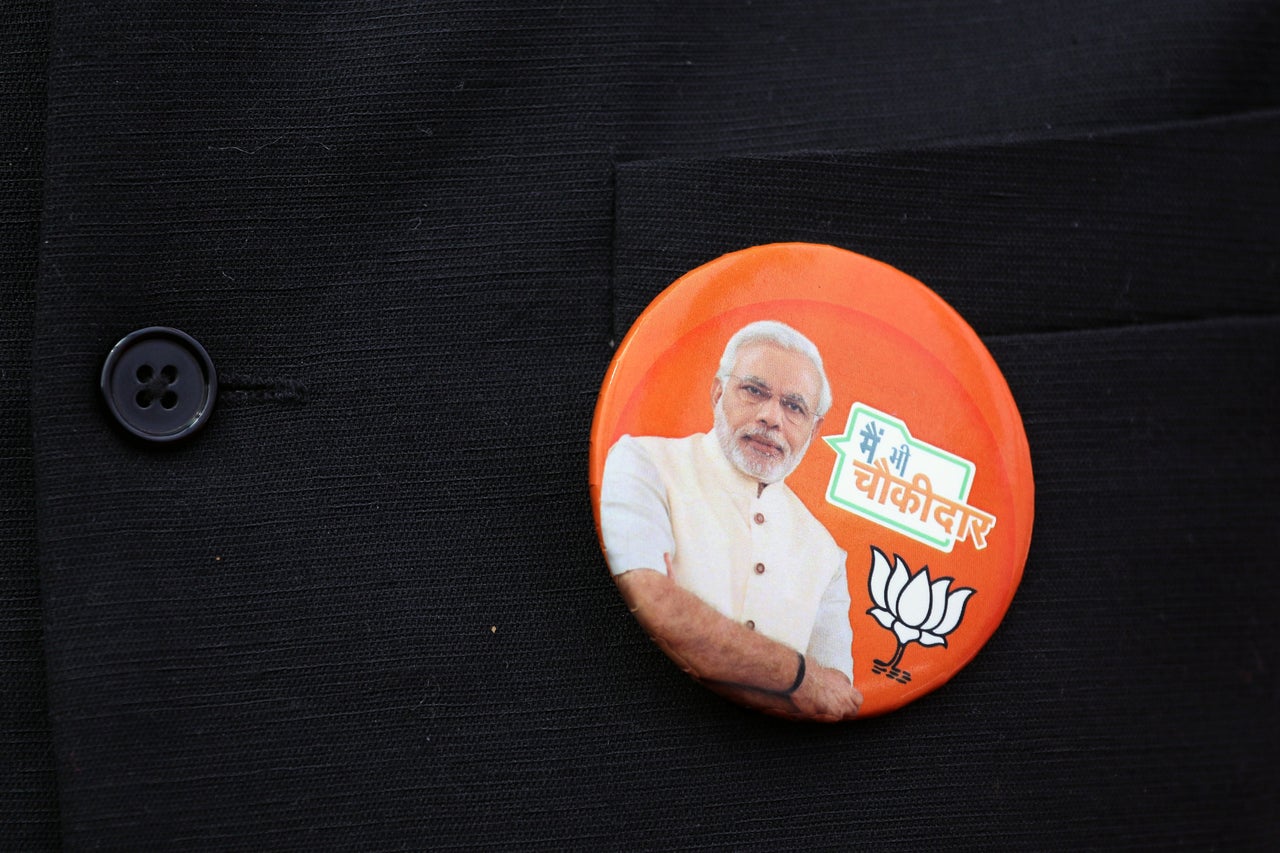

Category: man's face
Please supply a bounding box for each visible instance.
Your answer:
[712,342,825,484]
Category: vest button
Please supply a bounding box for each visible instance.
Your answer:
[754,562,766,574]
[744,620,756,630]
[753,512,765,524]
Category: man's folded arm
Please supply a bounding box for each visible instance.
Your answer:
[615,566,862,720]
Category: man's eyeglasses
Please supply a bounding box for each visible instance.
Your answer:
[727,375,816,426]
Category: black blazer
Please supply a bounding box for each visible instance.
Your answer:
[4,1,1277,848]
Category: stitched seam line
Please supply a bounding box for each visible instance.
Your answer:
[217,375,307,405]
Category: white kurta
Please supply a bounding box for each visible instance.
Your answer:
[601,432,853,679]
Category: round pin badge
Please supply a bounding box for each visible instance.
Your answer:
[590,243,1033,721]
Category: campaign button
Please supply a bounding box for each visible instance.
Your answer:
[590,243,1033,721]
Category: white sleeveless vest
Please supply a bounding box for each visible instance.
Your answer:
[626,433,847,656]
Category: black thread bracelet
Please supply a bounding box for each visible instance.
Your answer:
[780,651,806,697]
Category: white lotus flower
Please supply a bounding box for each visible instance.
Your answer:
[867,547,974,672]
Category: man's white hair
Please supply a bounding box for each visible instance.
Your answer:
[716,320,832,417]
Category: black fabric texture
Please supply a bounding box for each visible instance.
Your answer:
[4,0,1278,848]
[0,1,60,848]
[614,111,1280,337]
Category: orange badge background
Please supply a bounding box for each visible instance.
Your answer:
[590,243,1034,717]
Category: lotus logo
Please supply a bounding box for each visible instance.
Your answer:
[866,546,975,684]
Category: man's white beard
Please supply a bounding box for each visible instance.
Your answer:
[713,396,812,485]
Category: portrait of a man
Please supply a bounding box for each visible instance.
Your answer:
[600,320,863,720]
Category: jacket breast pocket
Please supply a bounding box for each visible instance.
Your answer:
[612,111,1280,342]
